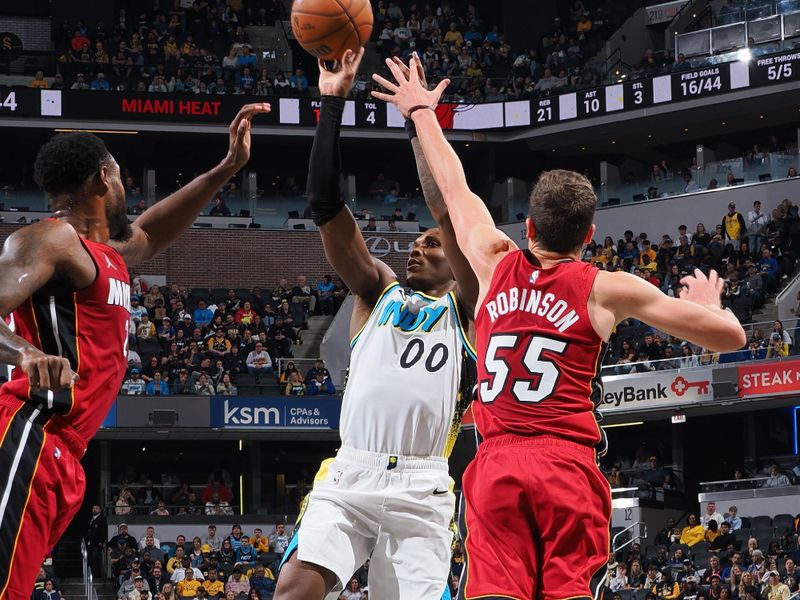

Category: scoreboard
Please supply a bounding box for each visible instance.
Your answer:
[1,47,798,131]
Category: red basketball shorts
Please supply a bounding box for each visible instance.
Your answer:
[0,396,87,600]
[459,435,612,600]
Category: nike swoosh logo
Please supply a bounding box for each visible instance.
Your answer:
[432,489,449,495]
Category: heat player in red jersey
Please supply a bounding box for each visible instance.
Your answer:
[373,56,746,600]
[0,104,268,600]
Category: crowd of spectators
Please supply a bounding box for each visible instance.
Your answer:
[585,198,800,371]
[120,279,346,397]
[366,0,619,103]
[96,522,286,600]
[598,503,800,600]
[39,2,318,97]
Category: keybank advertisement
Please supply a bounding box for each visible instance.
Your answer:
[210,396,341,429]
[600,368,713,412]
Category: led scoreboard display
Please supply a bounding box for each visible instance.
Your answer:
[1,48,796,130]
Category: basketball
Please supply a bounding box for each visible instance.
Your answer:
[291,0,373,61]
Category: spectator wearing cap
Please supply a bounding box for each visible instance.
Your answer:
[654,568,679,599]
[122,368,146,395]
[119,568,150,599]
[707,574,724,599]
[702,502,725,530]
[749,549,767,579]
[307,371,335,395]
[680,514,705,547]
[678,575,704,600]
[125,576,149,600]
[131,295,148,324]
[225,566,250,597]
[765,571,790,600]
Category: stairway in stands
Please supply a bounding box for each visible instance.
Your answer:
[293,315,334,360]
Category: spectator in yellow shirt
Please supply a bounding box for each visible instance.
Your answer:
[31,70,49,89]
[680,514,706,547]
[251,529,269,554]
[202,570,225,599]
[176,569,201,598]
[577,13,593,33]
[167,547,187,573]
[444,22,464,46]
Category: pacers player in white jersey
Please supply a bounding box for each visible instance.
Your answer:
[273,50,477,600]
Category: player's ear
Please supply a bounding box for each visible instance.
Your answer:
[583,223,596,244]
[526,217,535,241]
[93,163,111,197]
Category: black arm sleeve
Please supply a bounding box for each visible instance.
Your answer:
[307,95,346,226]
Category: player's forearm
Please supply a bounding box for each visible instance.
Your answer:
[0,319,42,366]
[133,160,239,261]
[307,96,346,225]
[410,109,494,230]
[408,129,447,220]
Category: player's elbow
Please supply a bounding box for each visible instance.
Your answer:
[706,323,747,353]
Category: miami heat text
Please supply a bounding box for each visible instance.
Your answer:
[121,98,223,116]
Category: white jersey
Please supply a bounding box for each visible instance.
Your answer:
[340,283,475,457]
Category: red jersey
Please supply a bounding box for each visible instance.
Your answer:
[2,237,130,443]
[474,250,607,448]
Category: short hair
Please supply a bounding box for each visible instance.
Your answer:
[528,170,596,253]
[34,132,111,194]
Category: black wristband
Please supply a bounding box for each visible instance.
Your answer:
[404,118,418,141]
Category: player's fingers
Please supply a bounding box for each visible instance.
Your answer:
[370,90,393,102]
[679,287,688,299]
[679,276,694,288]
[58,360,72,390]
[392,56,411,79]
[351,46,365,68]
[432,78,450,99]
[230,103,269,132]
[36,361,50,392]
[372,73,399,93]
[416,57,428,87]
[693,268,708,282]
[26,362,40,391]
[317,58,328,72]
[384,57,406,85]
[409,53,421,83]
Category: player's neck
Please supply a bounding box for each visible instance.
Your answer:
[51,195,110,243]
[414,280,456,299]
[527,243,580,268]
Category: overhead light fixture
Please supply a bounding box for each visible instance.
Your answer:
[737,48,752,62]
[601,421,644,429]
[54,128,138,135]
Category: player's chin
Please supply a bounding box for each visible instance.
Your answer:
[406,270,425,290]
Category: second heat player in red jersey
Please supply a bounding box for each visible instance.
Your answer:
[473,250,607,449]
[3,237,130,438]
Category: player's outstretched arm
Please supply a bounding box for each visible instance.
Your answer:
[0,220,89,390]
[391,58,479,313]
[372,55,514,292]
[309,48,395,304]
[593,269,746,352]
[114,103,270,265]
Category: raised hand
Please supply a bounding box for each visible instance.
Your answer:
[679,269,725,308]
[318,48,365,98]
[371,53,450,118]
[224,102,271,171]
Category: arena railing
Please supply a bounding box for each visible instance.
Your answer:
[597,150,799,207]
[698,476,773,492]
[81,539,98,600]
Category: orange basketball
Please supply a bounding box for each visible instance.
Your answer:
[291,0,373,61]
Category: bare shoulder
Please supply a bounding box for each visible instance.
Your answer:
[2,219,83,257]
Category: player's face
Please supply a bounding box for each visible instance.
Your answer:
[406,229,453,292]
[104,158,133,242]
